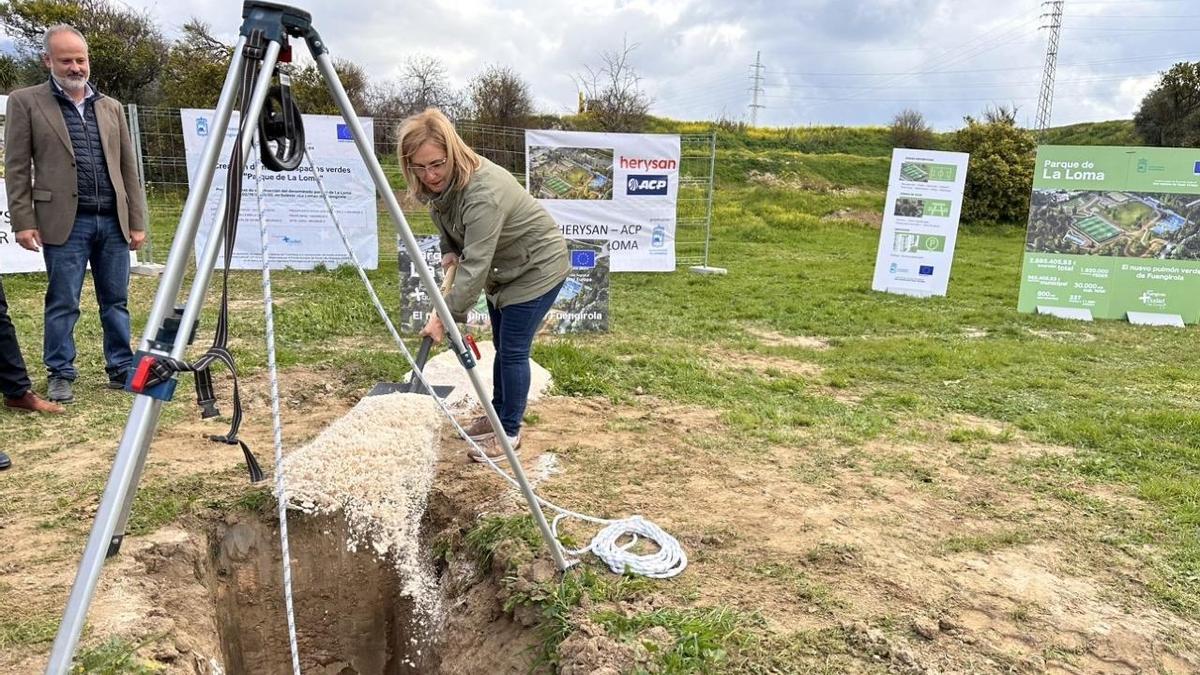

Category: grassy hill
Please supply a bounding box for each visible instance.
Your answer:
[1040,119,1140,146]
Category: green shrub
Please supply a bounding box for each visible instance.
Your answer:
[953,113,1036,225]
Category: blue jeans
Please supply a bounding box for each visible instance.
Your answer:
[42,212,133,381]
[487,282,563,437]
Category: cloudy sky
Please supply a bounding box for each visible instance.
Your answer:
[109,0,1199,130]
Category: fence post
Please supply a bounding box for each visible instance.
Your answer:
[703,131,717,269]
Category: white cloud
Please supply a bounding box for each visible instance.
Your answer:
[1117,74,1158,112]
[56,0,1195,128]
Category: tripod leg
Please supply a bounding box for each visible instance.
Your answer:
[310,50,571,571]
[44,38,284,675]
[105,410,160,558]
[173,40,283,362]
[44,397,164,674]
[105,42,283,559]
[101,38,265,564]
[138,36,250,352]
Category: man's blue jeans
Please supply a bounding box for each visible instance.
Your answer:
[487,281,563,437]
[42,212,133,381]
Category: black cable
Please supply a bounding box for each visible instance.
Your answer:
[259,81,305,172]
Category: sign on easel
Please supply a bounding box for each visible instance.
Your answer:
[871,149,970,297]
[397,236,609,334]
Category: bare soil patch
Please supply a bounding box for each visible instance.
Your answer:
[744,325,831,350]
[2,366,1197,674]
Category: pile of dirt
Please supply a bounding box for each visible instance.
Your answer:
[281,391,443,621]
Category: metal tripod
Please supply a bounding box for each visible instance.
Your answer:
[45,3,568,671]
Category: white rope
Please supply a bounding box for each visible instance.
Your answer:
[301,150,687,579]
[252,150,303,675]
[556,514,688,579]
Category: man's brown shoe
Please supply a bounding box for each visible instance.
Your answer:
[5,391,66,414]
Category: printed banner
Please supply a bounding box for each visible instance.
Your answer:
[397,236,609,334]
[872,149,970,296]
[1018,146,1200,322]
[526,130,679,272]
[1,93,46,273]
[181,109,377,270]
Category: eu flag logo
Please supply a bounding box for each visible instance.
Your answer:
[571,250,596,268]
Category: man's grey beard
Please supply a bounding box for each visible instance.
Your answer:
[53,73,87,94]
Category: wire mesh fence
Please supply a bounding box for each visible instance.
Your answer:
[127,105,716,270]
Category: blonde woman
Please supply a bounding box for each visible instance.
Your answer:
[398,108,569,461]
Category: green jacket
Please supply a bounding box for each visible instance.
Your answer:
[428,157,570,320]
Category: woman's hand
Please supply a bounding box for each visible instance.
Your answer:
[420,313,446,343]
[441,252,460,269]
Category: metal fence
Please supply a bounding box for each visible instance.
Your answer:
[126,105,716,270]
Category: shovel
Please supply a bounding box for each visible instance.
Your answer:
[368,264,458,399]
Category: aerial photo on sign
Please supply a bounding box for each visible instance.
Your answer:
[1026,190,1200,260]
[528,145,614,200]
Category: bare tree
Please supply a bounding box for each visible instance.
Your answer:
[396,55,463,118]
[467,64,534,127]
[889,108,934,149]
[0,0,167,103]
[363,58,465,162]
[575,38,653,132]
[179,18,233,61]
[982,104,1020,125]
[160,20,234,108]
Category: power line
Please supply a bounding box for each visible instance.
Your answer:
[760,70,1167,92]
[1063,26,1200,31]
[766,52,1194,80]
[755,95,1040,103]
[793,14,1040,117]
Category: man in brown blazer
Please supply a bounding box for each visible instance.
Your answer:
[5,24,147,403]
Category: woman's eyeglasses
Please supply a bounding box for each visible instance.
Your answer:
[411,157,448,174]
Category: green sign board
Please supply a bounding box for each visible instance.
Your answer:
[1018,146,1200,323]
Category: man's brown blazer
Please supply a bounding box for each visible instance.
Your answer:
[5,81,146,246]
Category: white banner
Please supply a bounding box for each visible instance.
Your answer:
[0,179,48,273]
[181,109,377,270]
[0,93,44,273]
[872,149,970,297]
[525,130,679,272]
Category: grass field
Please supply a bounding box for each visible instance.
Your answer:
[1,129,1197,672]
[1109,200,1155,230]
[544,175,571,196]
[1072,214,1123,242]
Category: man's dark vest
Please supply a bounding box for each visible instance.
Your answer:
[51,80,118,215]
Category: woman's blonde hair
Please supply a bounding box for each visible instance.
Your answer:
[396,108,481,201]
